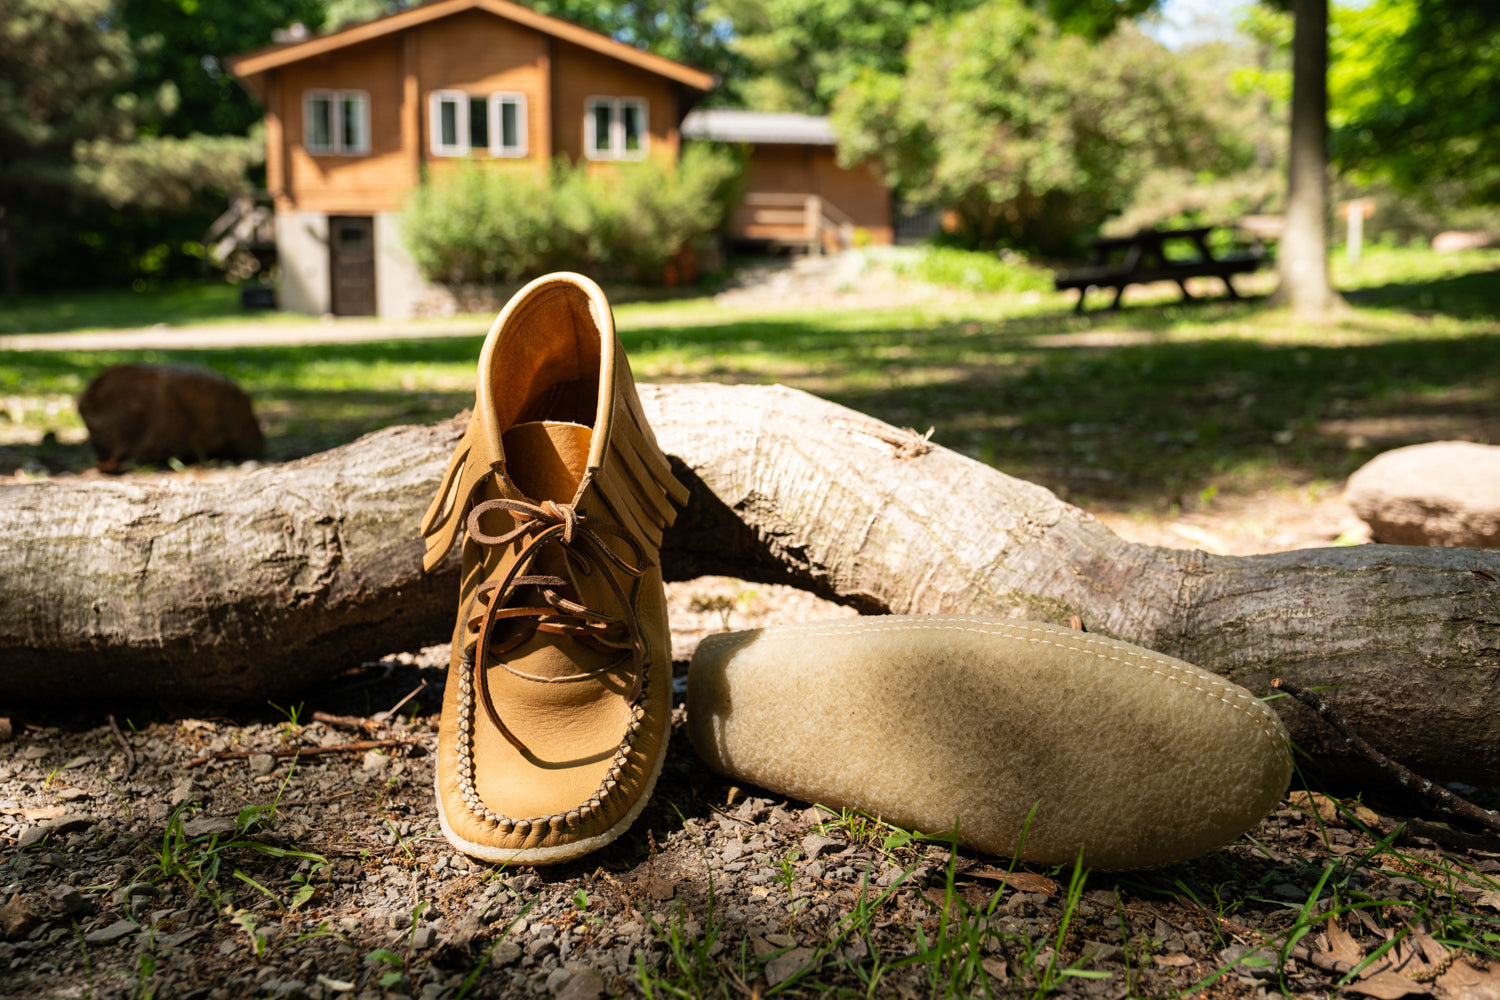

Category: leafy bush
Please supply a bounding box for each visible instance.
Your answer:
[899,246,1053,293]
[831,0,1250,256]
[401,147,741,285]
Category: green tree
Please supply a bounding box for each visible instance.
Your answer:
[831,0,1244,254]
[713,0,1168,114]
[1268,0,1339,315]
[1331,0,1500,205]
[1041,0,1158,40]
[0,0,261,294]
[709,0,988,113]
[122,0,330,139]
[520,0,744,98]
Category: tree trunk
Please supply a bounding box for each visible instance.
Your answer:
[2,384,1497,779]
[1271,0,1341,315]
[0,202,20,299]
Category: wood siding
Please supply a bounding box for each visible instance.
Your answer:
[266,10,690,216]
[732,145,893,247]
[546,39,681,167]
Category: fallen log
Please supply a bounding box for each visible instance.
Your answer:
[2,383,1496,780]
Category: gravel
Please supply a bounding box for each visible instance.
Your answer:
[1,583,1497,997]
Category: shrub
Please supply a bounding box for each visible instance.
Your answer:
[899,246,1053,293]
[831,1,1250,256]
[400,147,741,286]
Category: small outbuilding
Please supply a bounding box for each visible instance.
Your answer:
[680,109,893,253]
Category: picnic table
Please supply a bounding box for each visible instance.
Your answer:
[1053,226,1265,313]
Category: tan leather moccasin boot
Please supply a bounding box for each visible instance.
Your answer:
[420,273,687,864]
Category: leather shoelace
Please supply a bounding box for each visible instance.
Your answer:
[463,497,647,753]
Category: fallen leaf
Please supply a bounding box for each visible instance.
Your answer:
[966,868,1059,896]
[1345,971,1429,999]
[982,956,1009,982]
[1471,889,1500,912]
[0,806,65,821]
[1435,958,1500,1000]
[1289,790,1340,824]
[1326,918,1364,966]
[1412,933,1449,968]
[1353,906,1391,940]
[1286,790,1382,829]
[923,886,957,915]
[1154,953,1195,968]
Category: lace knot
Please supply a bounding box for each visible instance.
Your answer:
[461,494,649,754]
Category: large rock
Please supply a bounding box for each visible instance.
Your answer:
[77,363,264,470]
[1346,441,1500,548]
[1431,230,1495,253]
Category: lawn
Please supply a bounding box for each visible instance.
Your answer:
[3,245,1497,522]
[0,281,314,335]
[3,246,1499,998]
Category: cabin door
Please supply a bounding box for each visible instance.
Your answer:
[329,215,376,316]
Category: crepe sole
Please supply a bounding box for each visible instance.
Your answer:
[687,615,1292,870]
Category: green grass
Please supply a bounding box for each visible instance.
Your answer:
[3,245,1497,514]
[624,798,1500,999]
[0,281,318,335]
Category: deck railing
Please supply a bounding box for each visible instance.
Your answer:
[736,193,857,253]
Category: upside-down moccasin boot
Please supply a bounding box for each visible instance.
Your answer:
[421,273,688,864]
[687,616,1292,870]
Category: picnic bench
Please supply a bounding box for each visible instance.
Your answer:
[1054,226,1265,313]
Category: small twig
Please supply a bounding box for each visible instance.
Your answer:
[1286,943,1356,977]
[311,711,381,734]
[705,802,752,825]
[1272,678,1500,836]
[186,738,411,767]
[829,416,935,459]
[1397,817,1500,853]
[106,714,136,777]
[380,680,429,720]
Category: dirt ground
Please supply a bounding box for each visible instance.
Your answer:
[3,260,1497,998]
[4,484,1499,999]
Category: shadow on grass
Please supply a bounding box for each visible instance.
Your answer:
[0,283,266,335]
[3,268,1497,510]
[1341,266,1500,319]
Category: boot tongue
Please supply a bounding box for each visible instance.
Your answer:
[502,421,592,503]
[493,420,619,684]
[501,420,592,587]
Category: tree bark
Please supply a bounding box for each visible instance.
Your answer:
[3,384,1497,780]
[1271,0,1342,315]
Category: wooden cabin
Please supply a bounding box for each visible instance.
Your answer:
[228,0,714,316]
[680,110,893,253]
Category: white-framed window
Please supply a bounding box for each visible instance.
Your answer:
[584,97,648,160]
[430,91,529,157]
[304,89,369,155]
[429,90,468,156]
[491,93,527,157]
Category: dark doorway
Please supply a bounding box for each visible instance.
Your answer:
[329,215,376,316]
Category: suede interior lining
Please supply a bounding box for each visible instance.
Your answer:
[488,285,602,432]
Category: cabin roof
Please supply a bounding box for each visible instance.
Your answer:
[680,110,837,146]
[229,0,716,93]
